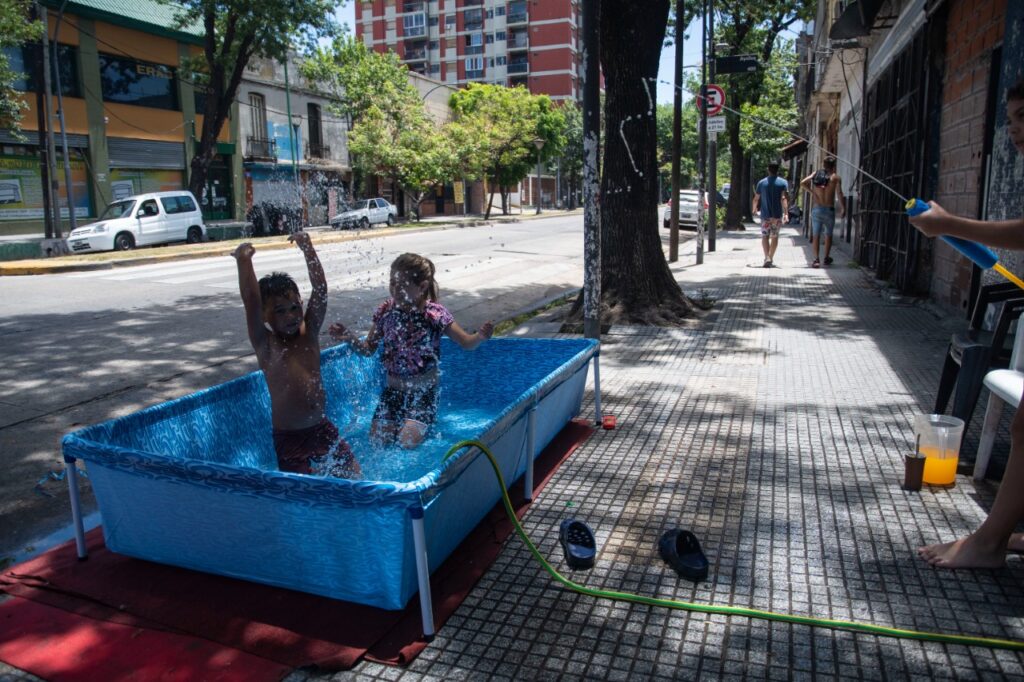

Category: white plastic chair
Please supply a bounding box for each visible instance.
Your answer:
[973,324,1024,480]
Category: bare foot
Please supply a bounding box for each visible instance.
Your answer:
[917,535,1006,569]
[1008,533,1024,553]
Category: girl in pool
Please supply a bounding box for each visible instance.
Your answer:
[330,253,494,449]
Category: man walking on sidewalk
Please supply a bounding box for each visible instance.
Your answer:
[753,161,789,268]
[800,156,846,268]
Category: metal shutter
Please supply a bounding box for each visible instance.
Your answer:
[108,138,186,169]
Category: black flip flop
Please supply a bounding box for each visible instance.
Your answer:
[658,529,709,582]
[559,519,597,570]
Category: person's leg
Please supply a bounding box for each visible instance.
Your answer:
[768,222,780,261]
[761,230,771,263]
[398,419,429,449]
[918,402,1024,568]
[810,209,822,264]
[823,210,835,264]
[370,418,399,445]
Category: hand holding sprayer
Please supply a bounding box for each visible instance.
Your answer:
[906,199,1024,291]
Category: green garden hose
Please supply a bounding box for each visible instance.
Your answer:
[443,439,1024,652]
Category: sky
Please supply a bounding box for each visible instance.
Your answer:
[331,3,700,105]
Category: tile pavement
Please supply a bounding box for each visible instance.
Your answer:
[4,225,1024,680]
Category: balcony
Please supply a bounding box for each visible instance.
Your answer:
[403,46,428,62]
[507,60,529,74]
[508,75,528,88]
[402,1,425,11]
[507,2,527,24]
[463,44,484,55]
[246,136,276,160]
[465,69,484,80]
[305,141,331,159]
[507,32,528,50]
[463,0,483,4]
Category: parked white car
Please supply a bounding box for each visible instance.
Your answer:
[662,190,706,230]
[330,197,397,229]
[67,191,206,253]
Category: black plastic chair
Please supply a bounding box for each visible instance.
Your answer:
[934,282,1024,430]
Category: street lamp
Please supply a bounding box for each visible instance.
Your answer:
[533,137,545,215]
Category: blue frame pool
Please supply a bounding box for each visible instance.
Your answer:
[63,337,600,632]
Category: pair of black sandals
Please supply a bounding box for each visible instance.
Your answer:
[558,519,709,582]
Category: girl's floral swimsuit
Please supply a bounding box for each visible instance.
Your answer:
[372,298,454,426]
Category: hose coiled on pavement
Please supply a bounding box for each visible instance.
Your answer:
[443,439,1024,652]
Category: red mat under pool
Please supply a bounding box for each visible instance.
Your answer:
[0,420,593,680]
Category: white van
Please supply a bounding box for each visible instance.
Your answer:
[67,191,206,253]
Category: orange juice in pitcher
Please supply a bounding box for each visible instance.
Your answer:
[914,415,965,488]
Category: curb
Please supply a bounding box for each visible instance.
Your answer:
[0,221,469,276]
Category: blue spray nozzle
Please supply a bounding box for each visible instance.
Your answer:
[906,197,999,270]
[905,198,930,217]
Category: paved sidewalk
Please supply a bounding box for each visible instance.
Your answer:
[4,224,1024,680]
[330,225,1024,680]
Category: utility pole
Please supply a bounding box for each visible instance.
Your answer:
[53,0,77,236]
[582,0,601,341]
[668,0,683,263]
[283,57,301,228]
[34,4,54,239]
[708,1,717,252]
[696,0,707,265]
[40,4,60,239]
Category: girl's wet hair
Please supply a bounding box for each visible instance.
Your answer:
[1010,79,1024,102]
[259,272,299,303]
[392,253,439,302]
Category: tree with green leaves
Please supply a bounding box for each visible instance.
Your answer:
[302,35,424,198]
[713,0,814,227]
[448,83,566,218]
[0,0,42,134]
[738,39,799,177]
[559,100,583,208]
[163,0,338,204]
[348,100,455,220]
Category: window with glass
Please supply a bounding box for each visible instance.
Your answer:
[99,54,177,109]
[249,93,267,139]
[3,43,80,97]
[403,13,426,37]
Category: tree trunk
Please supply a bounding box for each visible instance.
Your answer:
[724,102,745,228]
[594,0,693,324]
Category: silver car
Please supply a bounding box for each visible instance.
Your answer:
[662,190,705,230]
[329,197,397,229]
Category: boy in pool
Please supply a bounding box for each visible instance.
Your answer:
[908,78,1024,568]
[233,232,361,479]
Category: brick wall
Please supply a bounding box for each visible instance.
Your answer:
[931,0,1006,313]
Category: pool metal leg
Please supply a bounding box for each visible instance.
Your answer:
[592,351,603,425]
[410,505,435,641]
[525,406,537,502]
[64,455,88,560]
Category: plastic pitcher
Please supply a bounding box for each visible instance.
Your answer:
[914,414,965,487]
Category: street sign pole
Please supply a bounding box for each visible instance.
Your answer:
[708,2,717,253]
[697,0,706,266]
[669,0,683,263]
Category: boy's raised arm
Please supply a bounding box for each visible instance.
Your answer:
[233,242,267,352]
[291,232,328,333]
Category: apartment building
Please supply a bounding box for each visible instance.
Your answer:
[355,0,582,101]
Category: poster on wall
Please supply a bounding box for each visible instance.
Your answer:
[0,155,91,220]
[108,169,185,203]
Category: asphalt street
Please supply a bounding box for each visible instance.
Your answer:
[0,213,599,563]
